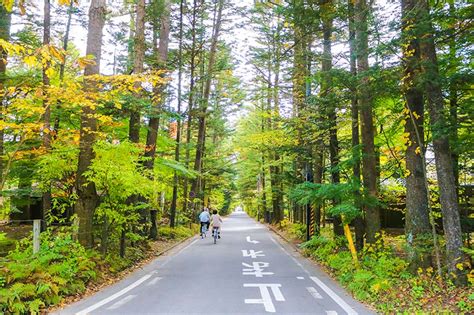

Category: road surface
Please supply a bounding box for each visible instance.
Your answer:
[56,212,373,315]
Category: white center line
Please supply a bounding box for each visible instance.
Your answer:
[297,276,304,280]
[106,294,136,310]
[310,276,358,315]
[306,286,323,299]
[326,311,338,315]
[75,274,152,315]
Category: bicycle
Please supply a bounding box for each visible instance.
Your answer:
[200,223,208,239]
[212,227,219,244]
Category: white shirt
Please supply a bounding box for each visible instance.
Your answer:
[199,211,210,222]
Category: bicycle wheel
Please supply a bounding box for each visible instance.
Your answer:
[213,228,218,244]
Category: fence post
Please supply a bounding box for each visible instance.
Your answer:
[33,219,41,254]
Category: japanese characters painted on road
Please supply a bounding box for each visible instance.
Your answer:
[242,262,274,277]
[244,283,285,313]
[246,236,259,244]
[242,250,265,258]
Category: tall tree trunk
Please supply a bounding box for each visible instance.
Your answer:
[53,0,74,135]
[41,0,52,226]
[355,0,380,243]
[321,0,343,236]
[417,0,466,284]
[182,0,200,218]
[169,0,184,228]
[0,5,11,190]
[348,0,364,249]
[145,0,171,239]
[129,0,146,143]
[74,0,106,248]
[448,0,459,195]
[190,0,224,212]
[401,0,432,269]
[144,0,171,170]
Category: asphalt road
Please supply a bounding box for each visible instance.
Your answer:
[55,211,374,315]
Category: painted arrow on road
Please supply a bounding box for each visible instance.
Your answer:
[246,236,259,244]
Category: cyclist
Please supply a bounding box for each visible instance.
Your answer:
[199,207,210,238]
[211,210,223,239]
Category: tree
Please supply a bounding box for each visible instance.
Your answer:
[0,4,11,185]
[169,0,184,228]
[355,0,380,243]
[401,0,432,269]
[190,0,225,212]
[417,0,466,284]
[74,0,107,247]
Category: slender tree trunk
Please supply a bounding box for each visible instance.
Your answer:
[53,0,74,135]
[182,0,200,218]
[313,149,323,235]
[190,0,225,212]
[321,0,343,236]
[170,0,184,228]
[144,0,171,170]
[74,0,106,248]
[401,0,432,269]
[129,0,146,143]
[41,0,52,226]
[355,0,380,243]
[448,1,459,195]
[0,6,11,191]
[417,0,466,284]
[348,0,364,249]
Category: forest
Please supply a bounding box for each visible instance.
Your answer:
[0,0,472,313]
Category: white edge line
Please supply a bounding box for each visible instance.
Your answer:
[106,294,136,310]
[269,237,310,275]
[310,276,358,315]
[76,274,152,315]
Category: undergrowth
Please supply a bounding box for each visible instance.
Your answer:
[0,228,96,314]
[300,234,474,313]
[0,224,196,314]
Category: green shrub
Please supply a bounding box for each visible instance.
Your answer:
[0,228,96,314]
[158,226,193,240]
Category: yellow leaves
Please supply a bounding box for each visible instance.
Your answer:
[48,45,65,64]
[45,67,56,78]
[1,0,14,12]
[412,111,420,120]
[23,55,37,67]
[415,147,421,155]
[57,0,72,5]
[77,55,96,69]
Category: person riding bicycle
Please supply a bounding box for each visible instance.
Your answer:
[211,210,223,239]
[199,207,210,237]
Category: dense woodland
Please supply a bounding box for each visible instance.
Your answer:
[0,0,472,312]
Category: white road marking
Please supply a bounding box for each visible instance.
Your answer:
[246,236,260,244]
[244,283,285,313]
[326,311,338,315]
[242,262,274,277]
[242,249,265,258]
[76,274,152,315]
[306,286,323,299]
[297,276,304,280]
[310,276,358,315]
[146,276,162,286]
[106,294,136,310]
